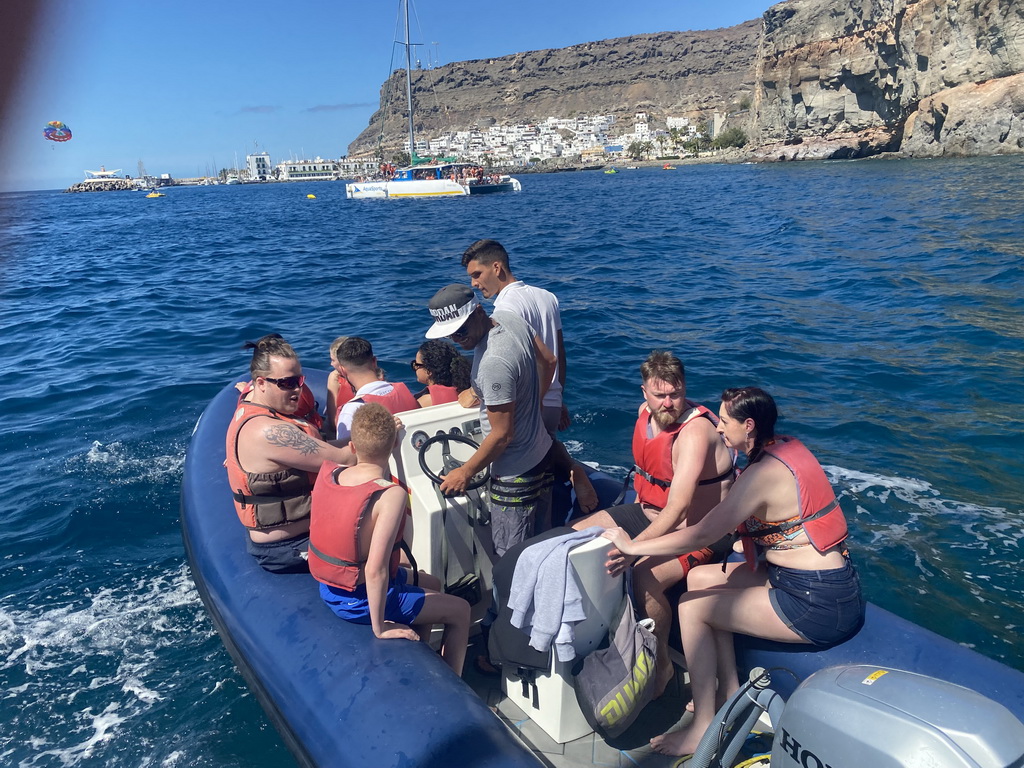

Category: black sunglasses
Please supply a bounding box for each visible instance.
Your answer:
[410,360,426,371]
[263,374,305,390]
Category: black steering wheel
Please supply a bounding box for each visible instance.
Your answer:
[417,432,490,491]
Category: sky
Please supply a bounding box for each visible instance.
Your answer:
[2,0,770,192]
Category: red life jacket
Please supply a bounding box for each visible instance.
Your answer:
[740,436,849,569]
[224,401,321,529]
[236,381,323,433]
[308,462,404,591]
[330,374,356,410]
[357,382,421,415]
[426,384,459,405]
[631,401,720,508]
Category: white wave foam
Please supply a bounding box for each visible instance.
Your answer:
[0,564,219,767]
[825,463,1024,620]
[71,441,185,486]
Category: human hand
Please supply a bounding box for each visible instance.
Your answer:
[570,464,599,515]
[377,621,419,641]
[393,415,404,432]
[558,403,571,431]
[457,389,480,409]
[601,527,636,576]
[439,465,470,495]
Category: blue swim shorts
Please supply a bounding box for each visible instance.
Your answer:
[767,559,865,646]
[245,532,310,574]
[320,567,426,626]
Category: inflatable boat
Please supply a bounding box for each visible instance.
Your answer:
[181,371,1024,767]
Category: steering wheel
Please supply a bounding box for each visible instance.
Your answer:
[417,432,490,491]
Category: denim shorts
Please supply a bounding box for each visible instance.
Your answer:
[767,559,865,646]
[320,567,426,626]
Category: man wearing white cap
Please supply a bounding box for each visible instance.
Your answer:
[425,284,556,557]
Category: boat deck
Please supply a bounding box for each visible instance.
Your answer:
[463,638,770,767]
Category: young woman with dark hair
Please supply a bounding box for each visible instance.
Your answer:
[411,339,472,407]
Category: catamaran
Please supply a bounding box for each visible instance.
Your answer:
[345,1,521,200]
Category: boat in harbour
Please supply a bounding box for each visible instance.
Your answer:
[345,1,520,200]
[182,370,1024,767]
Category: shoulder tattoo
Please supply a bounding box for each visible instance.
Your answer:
[265,424,319,455]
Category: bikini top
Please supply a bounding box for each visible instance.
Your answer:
[742,513,811,551]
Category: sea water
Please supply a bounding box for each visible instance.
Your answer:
[1,158,1022,766]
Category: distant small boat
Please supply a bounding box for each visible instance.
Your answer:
[625,165,639,170]
[662,163,677,170]
[603,168,618,174]
[145,191,165,198]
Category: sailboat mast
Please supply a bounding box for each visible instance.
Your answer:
[403,0,415,163]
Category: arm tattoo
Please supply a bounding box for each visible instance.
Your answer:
[265,424,320,456]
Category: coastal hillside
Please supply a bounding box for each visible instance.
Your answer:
[347,21,761,156]
[349,0,1024,161]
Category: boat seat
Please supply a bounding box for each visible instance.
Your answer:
[501,536,623,744]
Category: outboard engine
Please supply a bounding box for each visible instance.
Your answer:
[688,665,1024,768]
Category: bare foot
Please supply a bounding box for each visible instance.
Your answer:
[570,464,599,514]
[650,722,705,756]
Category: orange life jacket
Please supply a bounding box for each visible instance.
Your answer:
[236,381,323,433]
[224,401,320,529]
[307,462,404,591]
[631,401,723,508]
[739,436,849,569]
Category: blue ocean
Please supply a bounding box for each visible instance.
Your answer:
[1,158,1022,766]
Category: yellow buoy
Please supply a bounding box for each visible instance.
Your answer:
[306,194,316,199]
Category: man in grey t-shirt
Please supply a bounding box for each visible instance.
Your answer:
[425,283,555,556]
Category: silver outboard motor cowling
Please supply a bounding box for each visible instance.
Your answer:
[772,665,1024,768]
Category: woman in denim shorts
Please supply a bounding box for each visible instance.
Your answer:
[603,387,864,758]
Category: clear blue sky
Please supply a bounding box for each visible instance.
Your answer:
[3,0,768,192]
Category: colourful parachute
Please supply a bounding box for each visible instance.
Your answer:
[43,121,72,142]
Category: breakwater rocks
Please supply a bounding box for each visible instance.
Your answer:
[64,179,136,193]
[352,0,1023,162]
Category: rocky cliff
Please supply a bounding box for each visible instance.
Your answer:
[347,22,761,155]
[349,0,1024,160]
[753,0,1024,159]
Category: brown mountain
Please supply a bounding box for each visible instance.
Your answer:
[347,21,761,156]
[349,0,1024,161]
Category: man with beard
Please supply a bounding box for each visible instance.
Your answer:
[572,350,736,696]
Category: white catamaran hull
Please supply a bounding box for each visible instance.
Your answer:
[346,178,470,199]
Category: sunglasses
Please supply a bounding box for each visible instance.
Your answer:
[449,326,470,341]
[410,360,426,371]
[263,374,305,390]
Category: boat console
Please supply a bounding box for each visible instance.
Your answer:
[388,400,626,744]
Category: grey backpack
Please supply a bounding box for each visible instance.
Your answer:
[570,591,657,738]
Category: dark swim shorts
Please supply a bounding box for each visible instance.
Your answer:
[605,503,651,539]
[767,559,865,646]
[320,567,426,626]
[245,532,310,574]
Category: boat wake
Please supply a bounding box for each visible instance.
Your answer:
[0,564,241,767]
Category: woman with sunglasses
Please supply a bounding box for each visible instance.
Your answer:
[602,387,864,758]
[411,339,472,407]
